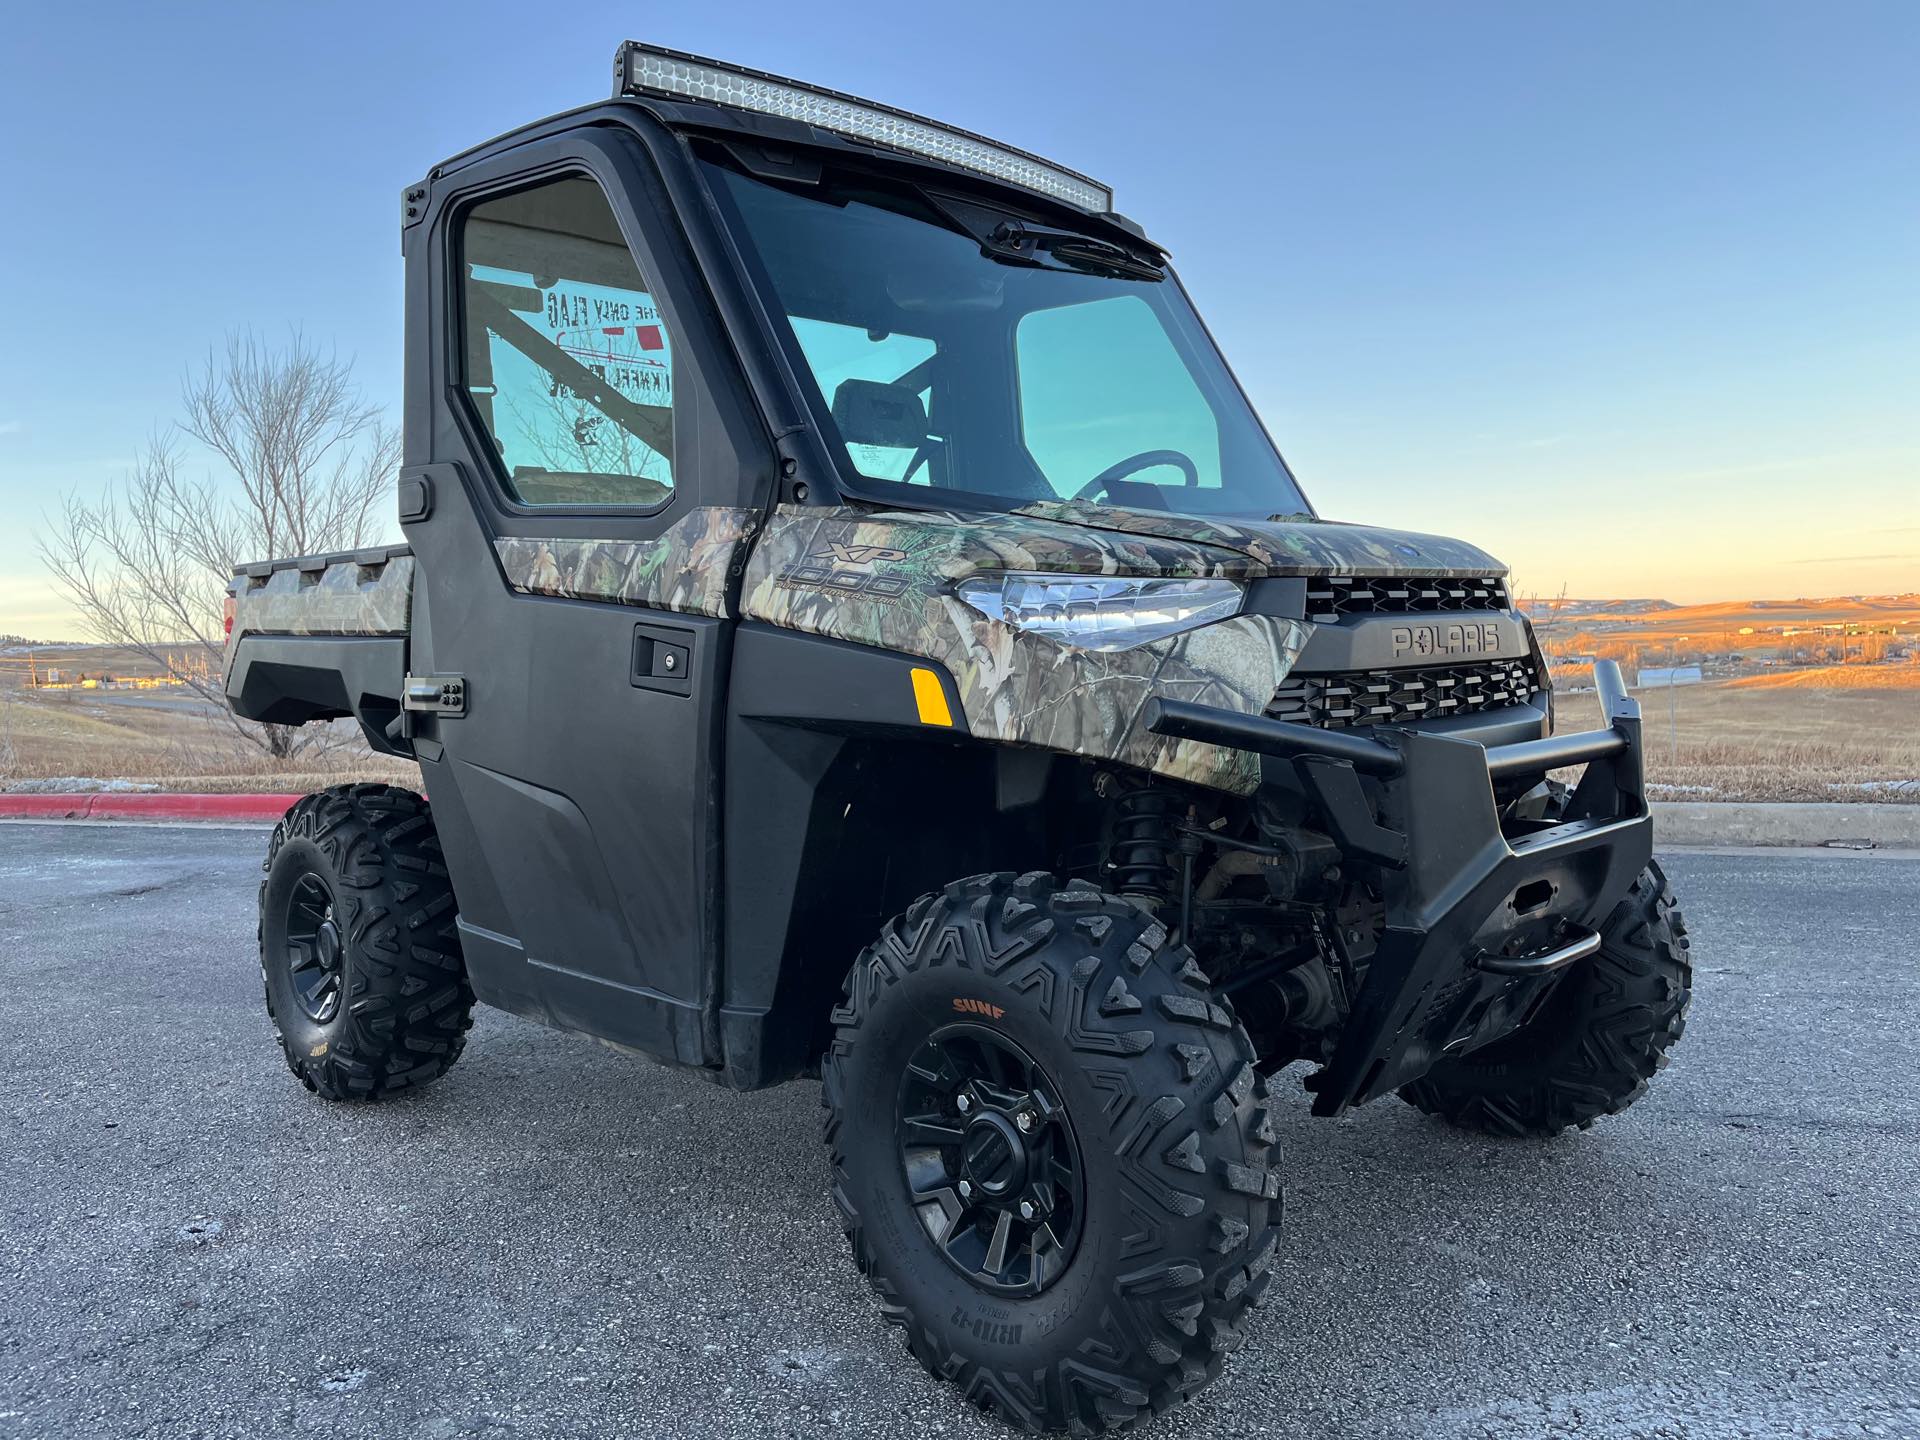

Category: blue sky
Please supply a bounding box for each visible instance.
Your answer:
[1,1,1914,632]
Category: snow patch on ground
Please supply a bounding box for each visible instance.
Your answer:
[1647,782,1720,797]
[0,777,163,794]
[1828,779,1919,796]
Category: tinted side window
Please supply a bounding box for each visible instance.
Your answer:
[460,176,674,507]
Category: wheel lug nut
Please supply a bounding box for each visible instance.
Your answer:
[1018,1201,1036,1220]
[956,1094,972,1114]
[958,1180,973,1198]
[1016,1112,1035,1133]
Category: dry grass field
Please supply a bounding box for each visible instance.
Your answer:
[3,636,1914,803]
[1554,681,1918,802]
[0,642,414,793]
[0,688,416,794]
[1723,664,1920,691]
[1526,592,1918,801]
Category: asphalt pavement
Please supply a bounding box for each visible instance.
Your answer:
[1,823,1915,1439]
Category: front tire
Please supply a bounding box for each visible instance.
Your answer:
[1399,861,1692,1137]
[259,784,473,1101]
[824,872,1282,1433]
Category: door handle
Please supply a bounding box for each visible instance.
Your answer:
[631,622,694,696]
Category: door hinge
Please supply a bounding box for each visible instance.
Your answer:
[403,674,467,716]
[401,181,430,231]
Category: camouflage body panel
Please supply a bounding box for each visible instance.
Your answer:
[743,504,1259,587]
[740,506,1312,792]
[229,550,415,650]
[1015,500,1507,578]
[493,506,758,617]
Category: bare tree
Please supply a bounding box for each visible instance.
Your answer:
[41,332,399,758]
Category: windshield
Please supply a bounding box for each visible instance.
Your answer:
[702,153,1309,518]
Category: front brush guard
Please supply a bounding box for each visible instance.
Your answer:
[1147,660,1651,1115]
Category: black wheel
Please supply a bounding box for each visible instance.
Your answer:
[1399,861,1692,1137]
[824,872,1282,1434]
[259,784,473,1101]
[896,1024,1090,1295]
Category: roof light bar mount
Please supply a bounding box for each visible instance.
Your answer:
[611,41,1115,215]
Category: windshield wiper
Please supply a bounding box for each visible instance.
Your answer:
[984,221,1164,282]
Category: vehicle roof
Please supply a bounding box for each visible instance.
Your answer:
[420,94,1157,250]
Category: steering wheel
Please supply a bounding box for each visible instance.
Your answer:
[1073,449,1201,501]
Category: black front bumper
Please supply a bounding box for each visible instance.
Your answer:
[1148,661,1651,1115]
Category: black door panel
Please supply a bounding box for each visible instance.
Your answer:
[406,462,731,1042]
[397,125,772,1067]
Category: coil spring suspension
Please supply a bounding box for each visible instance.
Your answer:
[1106,786,1187,902]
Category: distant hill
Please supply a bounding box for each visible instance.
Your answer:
[1529,592,1919,686]
[1528,594,1920,630]
[1521,599,1676,620]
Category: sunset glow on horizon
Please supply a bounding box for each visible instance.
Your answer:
[1,2,1914,636]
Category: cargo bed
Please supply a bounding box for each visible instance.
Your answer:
[223,545,415,754]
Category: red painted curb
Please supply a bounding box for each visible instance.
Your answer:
[0,793,299,823]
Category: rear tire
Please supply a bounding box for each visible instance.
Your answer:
[823,872,1282,1433]
[259,784,472,1101]
[1398,861,1692,1137]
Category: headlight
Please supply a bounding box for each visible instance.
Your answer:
[955,573,1244,651]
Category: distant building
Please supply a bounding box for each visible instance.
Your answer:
[1637,665,1704,688]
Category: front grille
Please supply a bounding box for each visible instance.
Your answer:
[1304,574,1510,624]
[1268,657,1544,729]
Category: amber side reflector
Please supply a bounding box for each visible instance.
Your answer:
[910,667,954,727]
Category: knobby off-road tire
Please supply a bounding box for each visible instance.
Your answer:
[259,784,473,1101]
[1399,861,1692,1138]
[823,872,1283,1434]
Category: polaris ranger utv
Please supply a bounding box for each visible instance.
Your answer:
[223,43,1691,1433]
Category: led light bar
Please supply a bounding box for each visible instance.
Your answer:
[614,42,1114,214]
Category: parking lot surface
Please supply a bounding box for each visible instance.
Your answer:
[1,823,1916,1439]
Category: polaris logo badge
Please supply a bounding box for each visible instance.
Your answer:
[952,997,1006,1019]
[1391,622,1502,659]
